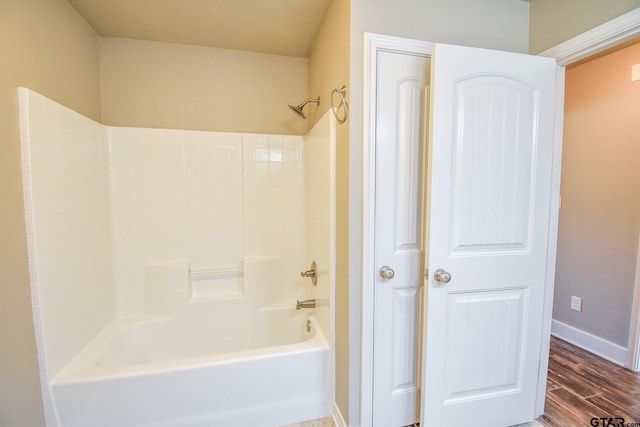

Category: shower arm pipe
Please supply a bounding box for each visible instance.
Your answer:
[298,97,320,108]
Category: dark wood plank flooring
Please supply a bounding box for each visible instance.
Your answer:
[538,336,640,426]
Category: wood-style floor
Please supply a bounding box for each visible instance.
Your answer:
[538,336,640,426]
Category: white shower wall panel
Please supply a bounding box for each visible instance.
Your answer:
[109,127,191,316]
[242,133,307,304]
[20,87,309,354]
[19,88,115,375]
[184,131,244,269]
[19,88,115,423]
[304,112,337,408]
[108,128,306,316]
[108,128,246,316]
[304,113,336,343]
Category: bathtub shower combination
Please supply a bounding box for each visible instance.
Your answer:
[19,88,336,427]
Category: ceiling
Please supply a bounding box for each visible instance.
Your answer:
[67,0,333,58]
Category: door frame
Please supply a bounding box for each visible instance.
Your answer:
[360,9,640,425]
[536,10,640,409]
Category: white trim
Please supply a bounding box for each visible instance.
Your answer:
[629,234,640,371]
[332,403,347,427]
[360,32,432,427]
[534,63,565,418]
[551,320,629,367]
[539,8,640,65]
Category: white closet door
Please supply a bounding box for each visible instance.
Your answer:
[372,49,429,427]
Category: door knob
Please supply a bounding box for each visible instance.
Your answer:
[433,268,451,283]
[379,266,395,279]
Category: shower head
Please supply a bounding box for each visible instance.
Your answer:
[288,104,306,119]
[288,97,320,119]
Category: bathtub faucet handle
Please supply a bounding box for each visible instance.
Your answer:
[300,261,317,286]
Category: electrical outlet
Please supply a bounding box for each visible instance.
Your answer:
[633,64,640,82]
[571,296,583,312]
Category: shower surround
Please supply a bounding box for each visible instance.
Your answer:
[19,88,335,426]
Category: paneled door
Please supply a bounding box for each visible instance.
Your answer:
[372,49,429,427]
[421,44,557,426]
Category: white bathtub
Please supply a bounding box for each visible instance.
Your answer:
[50,308,330,427]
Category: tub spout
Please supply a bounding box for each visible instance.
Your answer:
[296,299,316,310]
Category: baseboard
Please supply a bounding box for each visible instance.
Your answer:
[551,319,628,367]
[332,403,347,427]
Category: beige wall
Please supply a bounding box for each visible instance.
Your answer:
[99,38,310,135]
[308,0,351,420]
[351,0,530,53]
[554,42,640,347]
[0,0,101,425]
[529,0,640,53]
